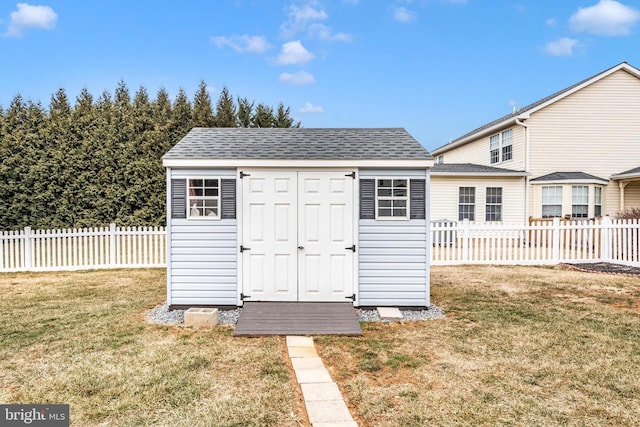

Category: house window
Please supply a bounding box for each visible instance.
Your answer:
[458,187,475,221]
[572,186,589,218]
[490,135,500,164]
[486,187,502,221]
[188,178,220,218]
[594,186,602,217]
[436,155,444,165]
[542,186,562,218]
[501,129,512,161]
[376,179,408,219]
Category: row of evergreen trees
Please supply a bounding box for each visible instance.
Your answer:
[0,82,300,230]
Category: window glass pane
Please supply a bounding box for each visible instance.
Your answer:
[393,188,407,197]
[394,208,406,217]
[192,188,203,197]
[377,188,392,197]
[205,188,219,197]
[378,208,392,217]
[542,186,562,218]
[204,179,218,188]
[189,179,203,188]
[394,199,407,208]
[393,179,407,188]
[378,200,391,208]
[458,187,475,220]
[378,179,392,187]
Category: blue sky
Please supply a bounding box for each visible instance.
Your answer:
[1,0,640,151]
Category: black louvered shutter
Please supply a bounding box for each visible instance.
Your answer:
[360,179,375,219]
[221,179,236,219]
[171,179,186,219]
[410,179,426,219]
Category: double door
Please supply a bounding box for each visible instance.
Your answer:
[241,170,354,302]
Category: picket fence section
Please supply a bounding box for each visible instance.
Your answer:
[431,217,640,267]
[0,224,166,272]
[1,218,638,272]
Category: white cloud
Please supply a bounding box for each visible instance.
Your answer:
[544,37,578,56]
[211,35,271,53]
[5,3,57,37]
[276,40,314,65]
[280,2,328,38]
[393,6,416,22]
[546,17,557,27]
[309,23,352,42]
[299,102,323,113]
[569,0,640,36]
[279,71,316,85]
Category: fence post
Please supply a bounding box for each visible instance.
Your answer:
[23,227,34,271]
[600,216,611,262]
[552,218,561,263]
[462,219,470,263]
[109,223,117,267]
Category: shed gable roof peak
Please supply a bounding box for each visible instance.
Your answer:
[432,61,640,155]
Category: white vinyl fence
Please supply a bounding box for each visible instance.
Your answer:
[1,218,638,273]
[0,224,166,272]
[431,217,640,267]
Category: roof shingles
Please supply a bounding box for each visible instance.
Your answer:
[163,127,432,160]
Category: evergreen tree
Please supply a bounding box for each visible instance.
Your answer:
[236,97,254,128]
[191,80,215,128]
[251,103,274,128]
[274,102,300,128]
[170,88,192,143]
[214,86,237,127]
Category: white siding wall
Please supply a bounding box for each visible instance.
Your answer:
[440,126,525,171]
[170,220,237,305]
[527,69,640,216]
[430,176,526,223]
[167,168,238,306]
[358,169,429,307]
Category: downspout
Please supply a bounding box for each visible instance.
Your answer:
[515,117,529,223]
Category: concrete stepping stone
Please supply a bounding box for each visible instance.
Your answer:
[377,306,403,320]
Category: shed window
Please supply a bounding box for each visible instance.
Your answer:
[458,187,475,221]
[376,179,409,219]
[188,178,220,218]
[485,187,502,221]
[542,186,562,218]
[572,186,589,218]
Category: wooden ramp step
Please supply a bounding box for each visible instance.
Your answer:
[234,302,363,336]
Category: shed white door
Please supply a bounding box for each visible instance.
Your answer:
[241,170,354,302]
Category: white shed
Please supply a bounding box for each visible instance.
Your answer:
[162,128,434,309]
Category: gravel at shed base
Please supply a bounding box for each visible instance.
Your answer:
[145,303,445,326]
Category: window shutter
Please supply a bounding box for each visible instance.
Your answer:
[221,179,236,219]
[171,179,186,219]
[360,179,375,219]
[410,179,426,219]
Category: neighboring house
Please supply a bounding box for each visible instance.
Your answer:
[162,128,433,309]
[431,62,640,223]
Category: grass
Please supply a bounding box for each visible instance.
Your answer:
[0,269,306,427]
[316,265,640,427]
[2,266,639,426]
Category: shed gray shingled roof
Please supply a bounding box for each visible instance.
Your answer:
[163,127,432,160]
[431,163,527,175]
[530,172,608,182]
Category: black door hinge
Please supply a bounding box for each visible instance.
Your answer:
[345,294,356,301]
[345,244,356,252]
[345,171,356,179]
[241,293,251,300]
[239,171,250,179]
[240,245,251,252]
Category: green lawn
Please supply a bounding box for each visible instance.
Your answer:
[1,266,639,426]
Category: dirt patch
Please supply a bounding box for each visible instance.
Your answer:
[561,262,640,277]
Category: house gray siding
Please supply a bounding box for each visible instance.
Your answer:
[167,168,238,306]
[358,169,430,307]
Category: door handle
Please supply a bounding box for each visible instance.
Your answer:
[298,246,304,250]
